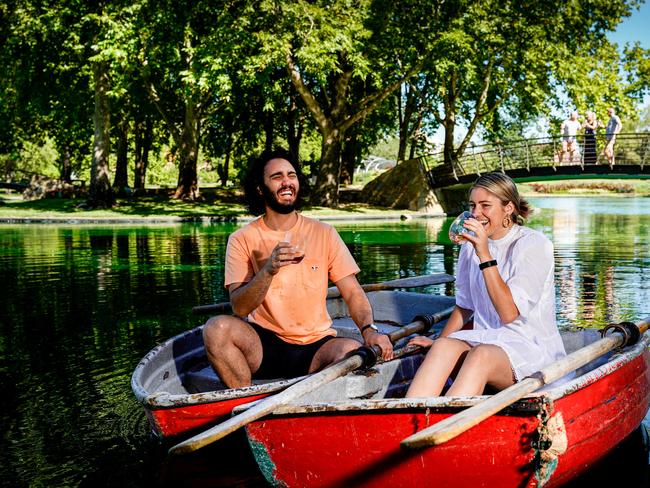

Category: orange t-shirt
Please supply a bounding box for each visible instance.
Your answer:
[224,214,360,344]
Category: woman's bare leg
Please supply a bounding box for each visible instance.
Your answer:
[405,338,471,398]
[445,344,514,396]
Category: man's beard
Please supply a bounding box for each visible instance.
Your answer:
[261,183,298,214]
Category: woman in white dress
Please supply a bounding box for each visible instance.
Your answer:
[406,172,566,397]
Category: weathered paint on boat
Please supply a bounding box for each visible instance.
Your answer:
[131,290,456,438]
[243,328,650,487]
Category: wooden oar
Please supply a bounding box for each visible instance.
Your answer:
[169,306,455,456]
[400,316,650,449]
[191,273,454,315]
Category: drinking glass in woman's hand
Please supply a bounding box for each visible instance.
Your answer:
[449,211,476,244]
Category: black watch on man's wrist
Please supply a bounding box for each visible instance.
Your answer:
[360,323,379,335]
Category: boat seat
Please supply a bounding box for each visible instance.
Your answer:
[183,363,304,394]
[182,363,227,393]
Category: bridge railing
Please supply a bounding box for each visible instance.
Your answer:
[418,132,650,188]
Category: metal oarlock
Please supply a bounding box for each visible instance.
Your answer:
[600,321,641,348]
[411,313,435,329]
[355,345,378,369]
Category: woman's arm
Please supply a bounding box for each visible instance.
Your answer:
[407,305,472,348]
[440,305,473,337]
[462,219,520,325]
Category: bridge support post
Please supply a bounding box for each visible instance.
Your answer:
[525,141,530,172]
[432,186,472,215]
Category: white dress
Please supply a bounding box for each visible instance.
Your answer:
[449,225,567,380]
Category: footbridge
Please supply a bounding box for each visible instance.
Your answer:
[417,132,650,190]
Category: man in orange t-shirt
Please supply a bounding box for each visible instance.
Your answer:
[203,148,393,388]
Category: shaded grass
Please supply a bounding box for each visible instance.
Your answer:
[0,192,419,221]
[0,194,246,220]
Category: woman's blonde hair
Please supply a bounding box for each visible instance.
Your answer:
[470,172,530,225]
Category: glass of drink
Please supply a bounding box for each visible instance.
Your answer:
[283,232,306,264]
[292,239,305,264]
[448,211,476,244]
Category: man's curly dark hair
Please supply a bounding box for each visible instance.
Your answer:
[243,148,308,216]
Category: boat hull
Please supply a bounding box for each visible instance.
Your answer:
[245,335,650,487]
[132,290,456,438]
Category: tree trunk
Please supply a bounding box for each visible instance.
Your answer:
[264,110,274,151]
[443,110,456,168]
[133,119,152,190]
[397,83,419,162]
[219,135,232,187]
[312,129,343,207]
[173,104,200,200]
[113,119,129,192]
[408,115,424,159]
[87,61,114,208]
[59,144,72,183]
[340,132,358,185]
[286,90,303,163]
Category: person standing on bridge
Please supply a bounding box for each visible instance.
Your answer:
[603,107,623,166]
[559,111,582,163]
[582,111,602,165]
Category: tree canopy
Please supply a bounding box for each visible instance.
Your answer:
[2,0,648,207]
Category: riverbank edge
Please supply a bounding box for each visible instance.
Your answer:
[0,211,446,225]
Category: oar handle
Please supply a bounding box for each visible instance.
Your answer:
[169,307,454,456]
[400,316,650,449]
[193,302,232,315]
[386,308,456,344]
[358,308,456,369]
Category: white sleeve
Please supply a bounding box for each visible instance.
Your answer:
[506,234,554,319]
[454,243,473,310]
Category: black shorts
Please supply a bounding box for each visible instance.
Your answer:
[249,322,334,379]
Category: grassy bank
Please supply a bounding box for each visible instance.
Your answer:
[518,179,650,197]
[1,178,648,221]
[0,192,422,221]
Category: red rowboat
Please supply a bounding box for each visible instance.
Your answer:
[243,320,650,487]
[131,289,456,438]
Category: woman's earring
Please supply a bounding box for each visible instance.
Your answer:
[502,214,512,228]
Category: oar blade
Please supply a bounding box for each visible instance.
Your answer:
[326,273,454,298]
[194,273,454,314]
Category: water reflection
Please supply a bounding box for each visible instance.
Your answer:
[0,198,649,486]
[529,197,650,328]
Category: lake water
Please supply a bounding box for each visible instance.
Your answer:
[0,196,649,487]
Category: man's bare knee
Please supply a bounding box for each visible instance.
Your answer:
[203,315,234,342]
[202,315,252,357]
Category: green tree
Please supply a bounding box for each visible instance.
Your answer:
[412,0,638,166]
[249,0,443,206]
[558,40,639,129]
[1,1,93,182]
[132,0,244,200]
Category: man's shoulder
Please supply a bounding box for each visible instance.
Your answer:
[229,217,263,240]
[300,214,335,232]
